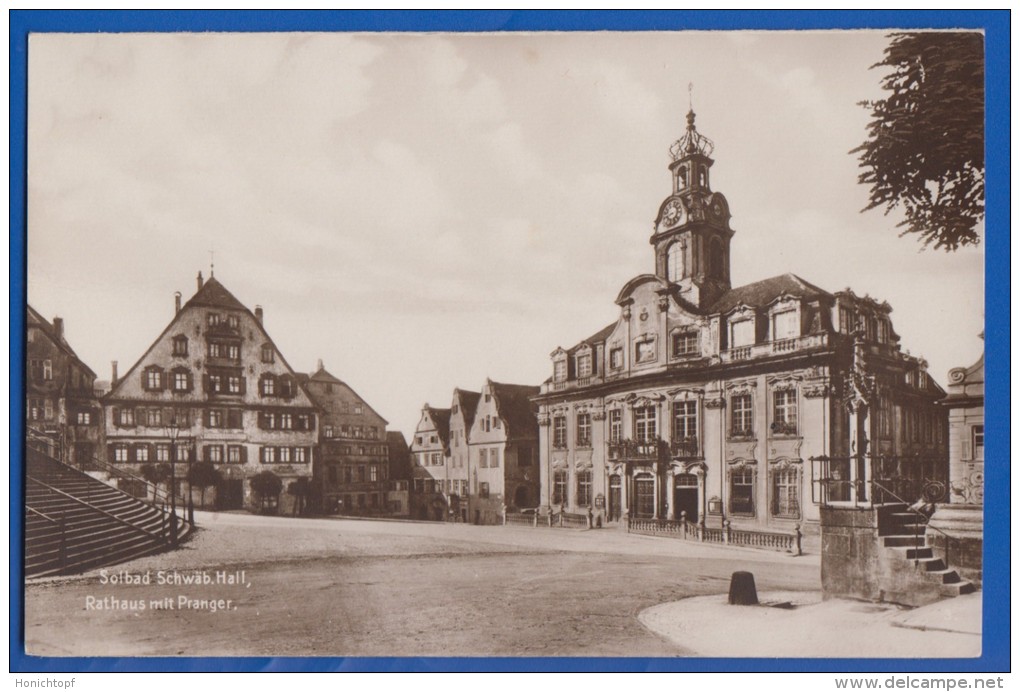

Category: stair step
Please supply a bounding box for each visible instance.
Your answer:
[941,581,976,597]
[918,557,947,572]
[890,546,934,560]
[924,569,961,585]
[884,535,929,547]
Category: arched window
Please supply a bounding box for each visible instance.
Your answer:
[699,165,708,187]
[710,238,724,278]
[667,242,684,282]
[677,165,687,190]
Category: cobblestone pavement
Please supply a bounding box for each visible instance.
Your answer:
[24,512,819,658]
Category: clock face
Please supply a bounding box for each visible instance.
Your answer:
[661,199,685,227]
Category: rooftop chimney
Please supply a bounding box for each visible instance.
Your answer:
[255,305,263,324]
[111,360,119,385]
[174,291,182,314]
[52,317,63,340]
[316,358,324,372]
[197,271,204,292]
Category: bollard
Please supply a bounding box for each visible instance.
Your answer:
[728,571,759,605]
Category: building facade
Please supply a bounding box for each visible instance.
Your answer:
[533,109,948,536]
[26,305,103,468]
[467,380,540,525]
[385,431,413,517]
[942,346,984,505]
[102,273,318,515]
[409,405,452,521]
[303,362,390,515]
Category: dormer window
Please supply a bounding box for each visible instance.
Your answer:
[576,352,592,378]
[772,310,799,340]
[553,359,567,383]
[730,319,754,348]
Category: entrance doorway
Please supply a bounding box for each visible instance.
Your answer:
[608,475,622,521]
[673,473,699,522]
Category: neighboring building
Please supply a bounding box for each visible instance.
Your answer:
[385,431,413,517]
[102,272,319,515]
[533,108,948,537]
[942,344,984,505]
[467,380,540,525]
[302,361,390,516]
[929,342,984,584]
[409,405,452,521]
[26,305,103,468]
[447,388,480,522]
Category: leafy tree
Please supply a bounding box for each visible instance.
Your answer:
[187,461,222,508]
[140,462,172,502]
[250,471,283,513]
[287,477,312,516]
[852,32,984,251]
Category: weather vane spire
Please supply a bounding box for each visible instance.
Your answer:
[688,81,694,111]
[209,249,215,278]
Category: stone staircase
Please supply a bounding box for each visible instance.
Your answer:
[25,447,191,578]
[877,504,975,606]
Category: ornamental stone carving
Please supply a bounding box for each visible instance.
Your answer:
[803,384,830,398]
[703,397,726,409]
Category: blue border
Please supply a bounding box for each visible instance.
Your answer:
[10,10,1010,673]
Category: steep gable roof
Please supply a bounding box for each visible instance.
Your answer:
[26,304,97,378]
[182,276,248,312]
[304,366,389,425]
[566,322,616,356]
[424,406,452,448]
[489,381,540,438]
[709,273,831,315]
[104,273,316,408]
[453,388,481,430]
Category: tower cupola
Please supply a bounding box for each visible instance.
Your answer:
[651,106,735,309]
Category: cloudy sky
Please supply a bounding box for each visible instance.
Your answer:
[27,31,985,437]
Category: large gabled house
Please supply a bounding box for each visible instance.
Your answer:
[102,272,319,514]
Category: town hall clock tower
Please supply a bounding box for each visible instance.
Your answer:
[651,109,734,310]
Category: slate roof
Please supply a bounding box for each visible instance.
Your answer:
[708,273,831,315]
[565,321,617,355]
[489,381,540,438]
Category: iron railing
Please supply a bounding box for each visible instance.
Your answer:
[627,513,802,555]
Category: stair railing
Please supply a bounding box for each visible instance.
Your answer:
[871,479,954,569]
[26,429,190,525]
[28,476,170,545]
[27,506,67,572]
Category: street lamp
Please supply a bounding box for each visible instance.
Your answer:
[165,414,181,547]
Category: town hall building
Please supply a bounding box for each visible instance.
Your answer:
[533,109,948,538]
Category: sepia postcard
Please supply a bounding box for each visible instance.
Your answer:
[14,16,1004,671]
